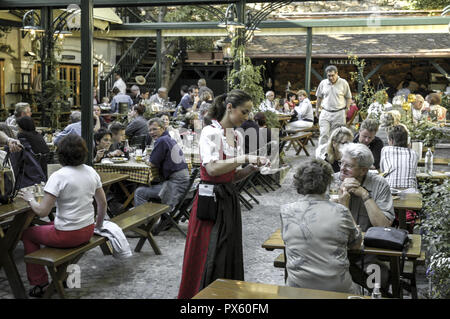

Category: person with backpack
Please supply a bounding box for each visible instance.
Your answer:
[16,116,50,176]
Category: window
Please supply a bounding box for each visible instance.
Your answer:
[57,64,98,107]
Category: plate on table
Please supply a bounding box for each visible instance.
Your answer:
[110,157,128,163]
[390,188,401,195]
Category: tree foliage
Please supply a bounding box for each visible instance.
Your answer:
[419,179,450,298]
[411,0,450,10]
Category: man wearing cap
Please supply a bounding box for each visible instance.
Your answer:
[316,65,352,145]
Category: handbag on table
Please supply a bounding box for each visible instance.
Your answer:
[364,227,409,251]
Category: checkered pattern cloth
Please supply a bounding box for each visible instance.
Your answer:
[94,162,158,185]
[94,161,193,185]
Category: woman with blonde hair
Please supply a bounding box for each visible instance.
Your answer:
[425,93,447,123]
[315,126,353,172]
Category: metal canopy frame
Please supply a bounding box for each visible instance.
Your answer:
[6,0,449,165]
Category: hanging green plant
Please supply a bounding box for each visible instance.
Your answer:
[348,54,376,114]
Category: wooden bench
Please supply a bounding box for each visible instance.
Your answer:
[23,202,169,299]
[280,132,312,156]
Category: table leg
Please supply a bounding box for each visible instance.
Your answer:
[0,211,35,299]
[397,209,407,230]
[390,256,402,299]
[118,182,134,209]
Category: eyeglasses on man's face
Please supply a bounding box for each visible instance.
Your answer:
[338,160,358,170]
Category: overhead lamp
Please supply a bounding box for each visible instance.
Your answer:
[217,3,245,35]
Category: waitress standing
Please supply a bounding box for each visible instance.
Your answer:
[178,90,268,299]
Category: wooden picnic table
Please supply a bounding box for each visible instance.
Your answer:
[416,170,450,181]
[418,158,450,166]
[392,193,422,230]
[193,278,371,299]
[0,172,130,299]
[262,228,421,298]
[95,159,193,208]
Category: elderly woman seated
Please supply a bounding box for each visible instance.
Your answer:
[380,125,418,190]
[315,126,353,172]
[281,158,362,294]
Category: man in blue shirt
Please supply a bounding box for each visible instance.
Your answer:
[178,85,199,115]
[110,87,134,113]
[53,111,82,145]
[134,118,190,211]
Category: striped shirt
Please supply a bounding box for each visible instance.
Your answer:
[380,146,418,189]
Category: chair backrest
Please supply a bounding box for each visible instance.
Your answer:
[118,102,128,114]
[170,167,200,214]
[347,110,359,127]
[130,135,147,150]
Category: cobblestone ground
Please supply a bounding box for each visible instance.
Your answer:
[1,137,441,299]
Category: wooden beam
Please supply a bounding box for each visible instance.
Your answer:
[364,61,388,82]
[311,68,323,82]
[431,61,450,80]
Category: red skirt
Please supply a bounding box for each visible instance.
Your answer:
[177,191,214,299]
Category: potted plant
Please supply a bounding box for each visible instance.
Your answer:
[186,37,215,60]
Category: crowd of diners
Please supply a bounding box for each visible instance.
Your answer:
[0,67,447,299]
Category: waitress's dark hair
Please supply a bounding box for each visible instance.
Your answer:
[207,89,252,121]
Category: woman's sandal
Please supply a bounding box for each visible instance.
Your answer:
[29,283,49,298]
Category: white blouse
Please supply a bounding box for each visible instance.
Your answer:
[199,119,244,165]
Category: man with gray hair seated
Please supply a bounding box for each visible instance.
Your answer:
[334,142,394,296]
[53,111,82,145]
[259,90,277,113]
[149,87,168,107]
[6,102,32,131]
[129,85,141,105]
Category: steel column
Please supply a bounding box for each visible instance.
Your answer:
[156,29,162,89]
[81,0,94,165]
[305,27,312,97]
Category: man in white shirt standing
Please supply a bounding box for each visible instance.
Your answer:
[316,65,352,145]
[113,73,127,95]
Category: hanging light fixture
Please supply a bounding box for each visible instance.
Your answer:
[217,3,245,36]
[21,10,45,39]
[221,36,233,61]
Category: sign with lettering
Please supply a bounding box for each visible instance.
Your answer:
[329,59,356,65]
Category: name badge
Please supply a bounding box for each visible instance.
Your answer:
[199,184,215,197]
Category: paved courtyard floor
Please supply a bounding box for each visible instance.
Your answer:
[0,137,438,299]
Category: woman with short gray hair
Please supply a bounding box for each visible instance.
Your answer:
[281,158,362,294]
